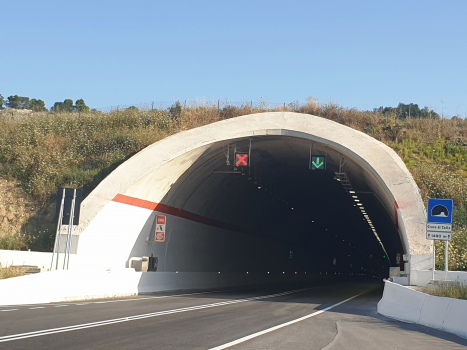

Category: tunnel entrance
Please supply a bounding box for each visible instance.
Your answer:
[77,112,430,287]
[152,136,403,278]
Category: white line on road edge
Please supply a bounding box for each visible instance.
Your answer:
[208,292,365,350]
[0,288,307,343]
[1,287,239,308]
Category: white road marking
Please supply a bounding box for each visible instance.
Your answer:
[208,292,365,350]
[0,309,18,312]
[0,287,238,309]
[28,307,45,310]
[0,288,307,343]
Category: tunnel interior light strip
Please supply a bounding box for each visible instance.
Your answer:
[334,171,391,264]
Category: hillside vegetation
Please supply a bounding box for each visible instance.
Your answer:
[0,100,466,271]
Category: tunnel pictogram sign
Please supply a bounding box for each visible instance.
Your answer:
[427,198,453,241]
[235,153,249,167]
[155,215,166,242]
[311,156,326,170]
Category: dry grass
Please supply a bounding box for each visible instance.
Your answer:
[0,262,26,279]
[421,282,467,300]
[1,99,467,264]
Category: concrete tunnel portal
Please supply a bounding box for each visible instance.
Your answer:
[75,112,431,286]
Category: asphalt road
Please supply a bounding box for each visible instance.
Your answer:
[1,278,466,349]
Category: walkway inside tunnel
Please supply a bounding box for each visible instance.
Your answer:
[153,136,404,278]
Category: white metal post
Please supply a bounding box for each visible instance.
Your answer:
[63,189,76,270]
[50,189,66,271]
[248,138,252,177]
[432,240,436,281]
[445,240,449,280]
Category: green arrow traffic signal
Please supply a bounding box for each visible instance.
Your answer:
[311,156,326,170]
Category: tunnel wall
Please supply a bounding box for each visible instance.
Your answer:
[75,112,430,282]
[77,198,312,273]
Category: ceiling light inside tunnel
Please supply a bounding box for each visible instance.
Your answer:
[349,191,356,194]
[354,199,360,202]
[291,208,294,210]
[257,186,262,190]
[357,203,362,206]
[352,196,358,198]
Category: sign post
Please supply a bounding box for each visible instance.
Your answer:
[426,198,453,281]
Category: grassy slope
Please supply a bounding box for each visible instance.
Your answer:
[0,102,466,270]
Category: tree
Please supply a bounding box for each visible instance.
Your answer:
[63,99,74,112]
[0,94,4,109]
[51,99,74,112]
[74,99,90,112]
[375,103,440,119]
[6,95,30,109]
[29,99,47,112]
[168,101,182,120]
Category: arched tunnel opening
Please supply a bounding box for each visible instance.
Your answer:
[138,135,404,279]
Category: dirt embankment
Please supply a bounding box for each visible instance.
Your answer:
[0,177,57,251]
[0,178,35,235]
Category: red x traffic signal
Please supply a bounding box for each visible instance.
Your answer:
[235,153,249,167]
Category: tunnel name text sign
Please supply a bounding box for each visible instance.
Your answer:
[155,215,166,242]
[426,198,453,241]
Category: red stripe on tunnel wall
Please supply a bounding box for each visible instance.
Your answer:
[112,194,241,232]
[113,194,178,215]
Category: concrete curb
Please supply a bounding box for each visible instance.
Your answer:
[377,280,467,339]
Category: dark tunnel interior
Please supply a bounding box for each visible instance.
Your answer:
[159,136,404,278]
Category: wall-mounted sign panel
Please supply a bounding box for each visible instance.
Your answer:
[155,215,166,242]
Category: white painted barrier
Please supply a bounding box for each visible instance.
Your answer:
[0,269,319,306]
[0,269,140,305]
[0,249,77,271]
[378,280,467,339]
[411,270,467,286]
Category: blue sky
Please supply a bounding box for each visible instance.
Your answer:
[1,0,466,116]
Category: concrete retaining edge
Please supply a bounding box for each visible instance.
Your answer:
[0,269,320,306]
[377,279,467,339]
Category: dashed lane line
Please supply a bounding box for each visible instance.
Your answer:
[0,288,308,343]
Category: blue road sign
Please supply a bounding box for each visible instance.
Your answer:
[427,198,453,224]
